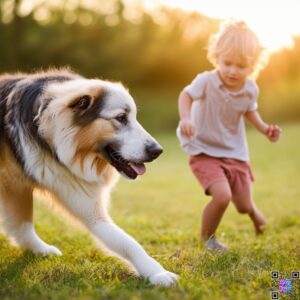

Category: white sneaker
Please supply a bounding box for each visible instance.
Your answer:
[204,236,229,251]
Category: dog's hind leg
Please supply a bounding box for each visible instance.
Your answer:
[0,174,61,256]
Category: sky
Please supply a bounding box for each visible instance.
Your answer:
[143,0,300,52]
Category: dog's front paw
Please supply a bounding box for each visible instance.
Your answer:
[31,243,62,256]
[149,271,178,286]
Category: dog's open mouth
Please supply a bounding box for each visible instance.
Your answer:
[104,145,146,179]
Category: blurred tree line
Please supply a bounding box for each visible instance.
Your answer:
[0,0,299,131]
[0,0,217,86]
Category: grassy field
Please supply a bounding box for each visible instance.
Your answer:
[0,124,299,300]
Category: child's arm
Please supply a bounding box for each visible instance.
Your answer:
[244,111,282,142]
[178,90,195,138]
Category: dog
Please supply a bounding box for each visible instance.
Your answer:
[0,70,178,286]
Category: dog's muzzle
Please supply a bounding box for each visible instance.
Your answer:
[101,141,163,180]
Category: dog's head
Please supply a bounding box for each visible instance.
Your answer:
[37,77,163,180]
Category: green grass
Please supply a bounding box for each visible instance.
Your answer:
[1,124,300,300]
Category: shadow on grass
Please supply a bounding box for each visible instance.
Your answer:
[0,244,158,299]
[0,250,86,297]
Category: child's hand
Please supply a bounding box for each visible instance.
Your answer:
[179,119,195,138]
[265,124,282,142]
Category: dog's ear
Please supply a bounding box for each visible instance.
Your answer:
[69,95,91,111]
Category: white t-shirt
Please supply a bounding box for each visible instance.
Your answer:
[176,70,259,161]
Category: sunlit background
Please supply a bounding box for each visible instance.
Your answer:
[147,0,300,52]
[0,0,300,130]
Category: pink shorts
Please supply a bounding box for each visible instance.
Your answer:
[189,154,254,196]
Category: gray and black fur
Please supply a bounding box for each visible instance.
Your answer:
[0,71,80,168]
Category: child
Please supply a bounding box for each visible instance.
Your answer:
[177,20,281,250]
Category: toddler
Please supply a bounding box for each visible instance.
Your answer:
[177,20,281,250]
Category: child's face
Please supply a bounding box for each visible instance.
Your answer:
[217,54,253,91]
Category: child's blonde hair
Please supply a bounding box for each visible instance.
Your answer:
[207,19,268,79]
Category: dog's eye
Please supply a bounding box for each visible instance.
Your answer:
[69,95,91,110]
[115,114,128,125]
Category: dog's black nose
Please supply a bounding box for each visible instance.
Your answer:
[146,143,163,159]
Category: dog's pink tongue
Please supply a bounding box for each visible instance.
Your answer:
[129,162,146,175]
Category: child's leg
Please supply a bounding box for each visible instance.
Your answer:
[201,181,232,240]
[231,186,266,234]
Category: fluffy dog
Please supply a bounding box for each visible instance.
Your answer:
[0,70,178,286]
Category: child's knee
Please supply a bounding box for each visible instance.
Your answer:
[213,193,231,208]
[236,205,253,214]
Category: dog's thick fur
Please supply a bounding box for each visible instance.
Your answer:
[0,70,178,286]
